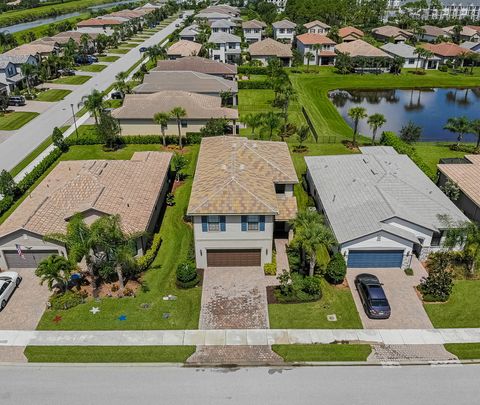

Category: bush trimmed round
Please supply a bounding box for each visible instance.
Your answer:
[326,253,347,285]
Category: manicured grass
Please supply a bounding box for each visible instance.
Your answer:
[444,344,480,360]
[424,280,480,328]
[109,48,130,54]
[269,279,363,329]
[98,55,120,62]
[104,99,123,109]
[414,142,471,173]
[36,142,202,330]
[35,89,71,102]
[0,111,39,130]
[117,42,138,49]
[273,344,371,362]
[76,63,107,72]
[24,346,195,363]
[52,75,91,85]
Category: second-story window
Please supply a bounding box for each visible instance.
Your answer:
[208,216,220,231]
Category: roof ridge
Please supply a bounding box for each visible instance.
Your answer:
[233,177,278,214]
[189,177,235,214]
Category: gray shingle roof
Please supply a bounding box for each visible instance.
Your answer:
[306,148,469,244]
[381,42,440,60]
[272,19,296,29]
[208,32,241,43]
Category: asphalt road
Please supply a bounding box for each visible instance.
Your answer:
[1,364,479,404]
[0,16,182,172]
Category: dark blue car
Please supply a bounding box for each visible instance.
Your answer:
[139,47,148,53]
[354,274,391,319]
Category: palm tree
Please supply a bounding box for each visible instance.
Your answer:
[20,63,36,95]
[413,47,426,72]
[469,119,480,149]
[262,111,281,140]
[304,51,314,72]
[153,112,170,146]
[444,116,470,147]
[242,112,263,138]
[170,106,187,148]
[79,89,104,125]
[367,113,387,145]
[35,254,75,293]
[312,43,322,66]
[347,107,367,146]
[277,84,296,140]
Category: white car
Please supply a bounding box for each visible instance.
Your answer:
[0,272,22,310]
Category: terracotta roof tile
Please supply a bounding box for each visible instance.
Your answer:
[296,33,336,45]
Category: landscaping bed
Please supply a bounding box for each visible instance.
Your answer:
[35,89,71,102]
[272,344,371,362]
[0,111,39,130]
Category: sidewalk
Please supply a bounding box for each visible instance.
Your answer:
[1,328,480,347]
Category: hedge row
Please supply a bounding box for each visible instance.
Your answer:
[66,132,202,146]
[238,66,268,75]
[238,80,272,89]
[380,131,436,179]
[137,233,162,272]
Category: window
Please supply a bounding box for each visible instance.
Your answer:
[431,231,444,246]
[181,120,188,128]
[208,216,220,232]
[247,215,259,231]
[408,58,415,64]
[275,184,286,194]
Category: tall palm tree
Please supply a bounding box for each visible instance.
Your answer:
[444,116,470,147]
[242,112,263,138]
[79,89,104,125]
[170,106,187,148]
[367,113,387,145]
[312,43,322,66]
[35,254,75,293]
[277,84,296,140]
[20,63,36,94]
[262,111,281,140]
[469,119,480,149]
[153,112,171,146]
[304,51,314,72]
[347,107,367,146]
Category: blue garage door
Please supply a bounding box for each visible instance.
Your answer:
[347,250,403,268]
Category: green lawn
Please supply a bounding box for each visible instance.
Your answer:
[0,111,39,130]
[52,75,91,85]
[424,280,480,328]
[35,89,71,102]
[269,279,362,329]
[414,142,471,174]
[109,48,130,54]
[117,42,138,49]
[444,344,480,360]
[24,346,195,363]
[36,142,202,330]
[76,64,107,73]
[273,344,371,362]
[98,55,120,62]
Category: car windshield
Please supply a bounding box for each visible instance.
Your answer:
[371,299,389,307]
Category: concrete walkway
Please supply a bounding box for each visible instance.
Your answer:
[1,328,480,347]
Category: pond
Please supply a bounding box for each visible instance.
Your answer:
[329,88,480,142]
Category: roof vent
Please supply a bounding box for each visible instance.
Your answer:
[239,164,245,170]
[232,142,237,149]
[370,169,377,175]
[252,143,257,148]
[221,164,227,171]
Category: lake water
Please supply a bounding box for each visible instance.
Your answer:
[329,88,480,142]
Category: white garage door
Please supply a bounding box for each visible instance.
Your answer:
[3,250,59,269]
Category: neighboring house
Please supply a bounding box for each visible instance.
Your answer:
[372,25,413,43]
[133,70,238,104]
[76,18,124,35]
[113,91,238,136]
[0,54,38,94]
[460,41,480,52]
[50,31,99,46]
[242,19,267,43]
[0,152,173,270]
[338,26,365,42]
[418,25,449,42]
[381,42,440,69]
[153,56,237,79]
[438,155,480,222]
[444,25,480,42]
[211,19,236,34]
[200,5,240,17]
[3,43,56,60]
[303,20,330,34]
[179,24,200,41]
[166,40,202,59]
[0,82,7,95]
[387,0,480,21]
[187,136,298,269]
[421,42,470,64]
[305,146,469,269]
[248,38,293,66]
[296,33,336,65]
[208,32,242,64]
[335,39,392,71]
[196,12,234,23]
[272,19,296,43]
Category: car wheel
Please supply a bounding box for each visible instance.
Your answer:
[16,277,22,287]
[0,300,6,310]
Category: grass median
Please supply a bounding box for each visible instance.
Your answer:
[273,344,372,362]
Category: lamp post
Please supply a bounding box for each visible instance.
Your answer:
[71,103,79,140]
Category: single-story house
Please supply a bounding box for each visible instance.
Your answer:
[305,146,469,269]
[200,4,240,17]
[296,33,336,65]
[248,38,293,67]
[335,39,392,72]
[208,32,242,64]
[421,42,470,64]
[444,25,480,42]
[195,12,234,23]
[0,152,173,270]
[153,56,237,79]
[372,25,413,43]
[242,19,267,43]
[50,31,99,46]
[417,25,449,42]
[3,42,56,59]
[179,24,200,41]
[303,20,330,35]
[166,40,202,59]
[76,18,124,35]
[133,70,238,104]
[187,136,298,269]
[460,41,480,52]
[112,90,238,136]
[381,42,440,69]
[272,19,296,43]
[438,155,480,222]
[338,26,364,42]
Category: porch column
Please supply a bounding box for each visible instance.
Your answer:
[232,120,237,135]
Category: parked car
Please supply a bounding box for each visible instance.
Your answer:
[354,273,391,319]
[111,91,124,100]
[139,47,148,53]
[89,55,98,63]
[175,23,180,27]
[8,95,26,106]
[58,68,76,76]
[0,272,22,310]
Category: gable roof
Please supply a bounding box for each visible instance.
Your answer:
[421,42,469,57]
[179,24,200,37]
[248,38,292,58]
[242,19,267,29]
[188,137,298,216]
[304,20,330,29]
[338,26,364,38]
[3,43,54,56]
[381,42,440,60]
[211,19,236,28]
[272,19,296,29]
[372,25,412,39]
[444,25,480,38]
[305,148,469,244]
[154,56,237,75]
[77,18,124,27]
[0,54,36,65]
[166,40,202,57]
[460,41,480,50]
[296,33,336,45]
[208,32,241,43]
[421,25,449,37]
[335,39,391,58]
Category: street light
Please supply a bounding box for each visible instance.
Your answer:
[70,103,79,140]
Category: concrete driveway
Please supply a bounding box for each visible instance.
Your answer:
[10,101,54,114]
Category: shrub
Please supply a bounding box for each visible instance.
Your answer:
[49,291,84,310]
[404,267,414,276]
[238,80,272,89]
[419,268,453,302]
[264,262,276,276]
[302,276,322,295]
[325,253,347,284]
[136,233,162,272]
[176,261,199,288]
[275,270,322,302]
[438,64,448,72]
[238,66,268,75]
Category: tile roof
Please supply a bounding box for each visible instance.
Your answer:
[179,24,200,37]
[421,25,449,37]
[466,25,480,33]
[444,25,480,37]
[133,70,238,94]
[338,26,364,38]
[0,152,172,240]
[196,12,232,19]
[381,42,440,60]
[335,39,392,58]
[188,137,298,216]
[242,19,267,29]
[372,25,412,38]
[113,90,238,120]
[0,60,14,69]
[248,38,292,58]
[0,54,35,64]
[167,40,202,57]
[296,33,336,45]
[304,20,330,29]
[154,56,237,75]
[272,19,296,29]
[208,32,241,43]
[421,42,469,57]
[211,19,236,28]
[77,18,124,27]
[438,155,480,207]
[460,41,480,50]
[3,43,54,56]
[306,148,468,244]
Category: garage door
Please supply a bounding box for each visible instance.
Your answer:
[3,250,59,269]
[207,249,261,267]
[347,250,403,268]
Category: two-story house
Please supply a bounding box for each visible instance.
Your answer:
[211,19,236,34]
[272,19,296,43]
[242,19,267,43]
[188,136,298,268]
[179,24,200,41]
[0,54,38,94]
[303,20,330,34]
[296,33,337,65]
[209,32,242,64]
